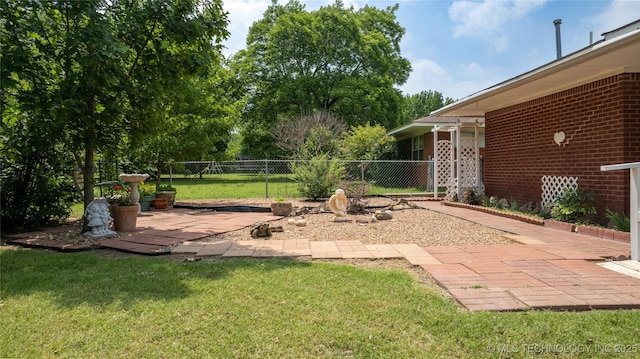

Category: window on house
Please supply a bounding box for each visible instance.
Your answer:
[412,135,424,160]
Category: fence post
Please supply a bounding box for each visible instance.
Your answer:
[265,159,269,198]
[361,161,365,182]
[169,165,173,187]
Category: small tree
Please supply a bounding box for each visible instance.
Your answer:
[290,154,344,200]
[340,123,396,160]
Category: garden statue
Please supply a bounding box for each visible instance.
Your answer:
[83,198,117,238]
[328,189,350,222]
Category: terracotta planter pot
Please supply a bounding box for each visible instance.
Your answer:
[110,204,138,232]
[153,198,168,210]
[156,191,176,209]
[271,202,293,216]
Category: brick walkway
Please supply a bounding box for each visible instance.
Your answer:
[415,202,639,311]
[171,202,640,311]
[7,202,640,311]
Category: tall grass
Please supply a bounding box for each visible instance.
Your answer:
[2,248,638,358]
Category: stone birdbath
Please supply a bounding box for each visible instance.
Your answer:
[119,173,150,215]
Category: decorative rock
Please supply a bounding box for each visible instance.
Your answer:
[250,221,272,238]
[83,199,117,239]
[497,198,510,208]
[295,218,307,227]
[374,210,393,221]
[532,202,542,214]
[519,201,533,213]
[309,203,329,214]
[383,198,419,211]
[287,218,297,225]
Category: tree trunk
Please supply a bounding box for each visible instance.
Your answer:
[155,164,163,189]
[82,147,95,232]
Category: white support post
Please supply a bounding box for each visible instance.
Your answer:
[455,125,461,199]
[601,162,640,261]
[475,124,480,190]
[450,129,455,197]
[433,126,439,199]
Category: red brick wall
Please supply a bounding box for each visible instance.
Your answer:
[485,73,640,218]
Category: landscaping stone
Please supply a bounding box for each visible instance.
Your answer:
[250,221,272,238]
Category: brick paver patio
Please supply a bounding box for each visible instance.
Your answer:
[6,202,639,311]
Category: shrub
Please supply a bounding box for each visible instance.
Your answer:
[605,209,630,232]
[157,184,177,192]
[550,188,596,223]
[1,161,75,230]
[290,154,344,200]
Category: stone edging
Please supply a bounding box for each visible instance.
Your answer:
[441,201,544,225]
[441,201,630,243]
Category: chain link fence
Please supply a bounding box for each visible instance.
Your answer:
[159,160,435,199]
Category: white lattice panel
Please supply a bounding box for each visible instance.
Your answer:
[541,175,578,207]
[436,140,452,187]
[459,137,477,188]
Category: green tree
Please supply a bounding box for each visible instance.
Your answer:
[340,123,396,160]
[128,65,243,185]
[400,90,454,125]
[1,0,229,228]
[234,0,411,157]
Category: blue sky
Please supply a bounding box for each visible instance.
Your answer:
[221,0,640,100]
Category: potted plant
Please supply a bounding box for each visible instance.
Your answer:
[271,197,293,216]
[156,184,177,209]
[139,183,155,212]
[106,184,139,232]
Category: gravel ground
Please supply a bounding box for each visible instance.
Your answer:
[197,197,512,247]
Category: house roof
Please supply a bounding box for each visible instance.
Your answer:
[387,116,484,140]
[431,19,640,117]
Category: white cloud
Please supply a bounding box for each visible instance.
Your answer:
[448,0,546,52]
[400,55,502,100]
[590,0,640,35]
[222,0,271,57]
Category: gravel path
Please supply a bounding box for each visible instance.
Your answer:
[198,198,512,247]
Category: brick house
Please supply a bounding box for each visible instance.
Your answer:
[431,20,640,218]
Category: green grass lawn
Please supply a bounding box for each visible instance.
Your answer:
[2,248,638,358]
[164,173,428,200]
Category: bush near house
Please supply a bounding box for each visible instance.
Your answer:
[549,188,596,223]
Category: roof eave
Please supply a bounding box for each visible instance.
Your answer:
[431,27,640,117]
